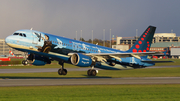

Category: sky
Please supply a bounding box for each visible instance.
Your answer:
[1,0,180,40]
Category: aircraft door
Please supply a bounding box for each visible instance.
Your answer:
[32,32,40,44]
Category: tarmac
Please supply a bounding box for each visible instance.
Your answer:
[0,77,180,87]
[0,65,180,87]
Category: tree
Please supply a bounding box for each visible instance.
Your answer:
[79,37,85,42]
[88,39,92,43]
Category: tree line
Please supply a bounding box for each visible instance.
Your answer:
[75,37,116,48]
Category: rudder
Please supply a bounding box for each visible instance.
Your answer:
[127,26,156,53]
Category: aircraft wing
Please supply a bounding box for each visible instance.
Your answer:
[141,60,174,63]
[85,52,159,57]
[68,52,160,62]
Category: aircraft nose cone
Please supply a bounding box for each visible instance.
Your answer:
[5,36,13,46]
[5,36,9,44]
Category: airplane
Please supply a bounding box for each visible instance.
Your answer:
[5,26,172,76]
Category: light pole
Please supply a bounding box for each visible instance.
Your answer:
[92,30,93,44]
[110,29,111,48]
[81,30,82,41]
[76,31,77,40]
[103,29,105,46]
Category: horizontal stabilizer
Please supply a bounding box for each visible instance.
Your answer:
[141,60,174,63]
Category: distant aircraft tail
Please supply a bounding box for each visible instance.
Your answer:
[127,26,156,53]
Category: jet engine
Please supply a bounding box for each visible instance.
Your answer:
[70,53,93,67]
[28,54,51,66]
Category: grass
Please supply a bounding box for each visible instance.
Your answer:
[0,85,180,101]
[154,59,180,66]
[0,59,180,101]
[0,67,180,79]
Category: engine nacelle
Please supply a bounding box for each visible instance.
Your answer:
[28,54,51,66]
[70,53,93,67]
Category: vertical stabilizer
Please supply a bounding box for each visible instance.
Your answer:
[127,26,156,53]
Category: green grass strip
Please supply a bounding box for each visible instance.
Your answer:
[0,84,180,101]
[0,67,180,79]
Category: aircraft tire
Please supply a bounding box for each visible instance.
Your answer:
[58,69,63,75]
[87,69,91,76]
[87,69,97,76]
[58,69,67,75]
[22,60,28,65]
[91,70,97,76]
[62,69,67,75]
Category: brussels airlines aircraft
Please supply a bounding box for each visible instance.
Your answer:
[5,26,170,76]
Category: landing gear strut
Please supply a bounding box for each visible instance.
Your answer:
[22,52,28,65]
[58,61,67,75]
[87,66,98,76]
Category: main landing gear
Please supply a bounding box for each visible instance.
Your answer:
[87,66,98,76]
[57,61,98,76]
[58,61,67,75]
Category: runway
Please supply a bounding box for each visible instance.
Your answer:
[0,65,180,73]
[0,65,180,87]
[0,77,180,87]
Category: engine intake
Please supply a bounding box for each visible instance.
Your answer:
[71,53,93,67]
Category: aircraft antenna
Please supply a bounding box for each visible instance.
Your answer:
[30,28,33,30]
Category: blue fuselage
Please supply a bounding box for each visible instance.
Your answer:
[5,29,154,70]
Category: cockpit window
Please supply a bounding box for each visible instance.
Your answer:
[13,33,19,35]
[19,33,23,36]
[13,33,26,37]
[23,34,26,37]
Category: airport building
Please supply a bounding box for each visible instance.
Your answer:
[0,39,24,57]
[112,33,180,58]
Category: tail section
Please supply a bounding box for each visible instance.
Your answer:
[127,26,156,53]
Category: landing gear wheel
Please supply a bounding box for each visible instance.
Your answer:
[58,69,67,75]
[87,69,97,76]
[87,69,91,76]
[22,60,28,65]
[91,70,97,76]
